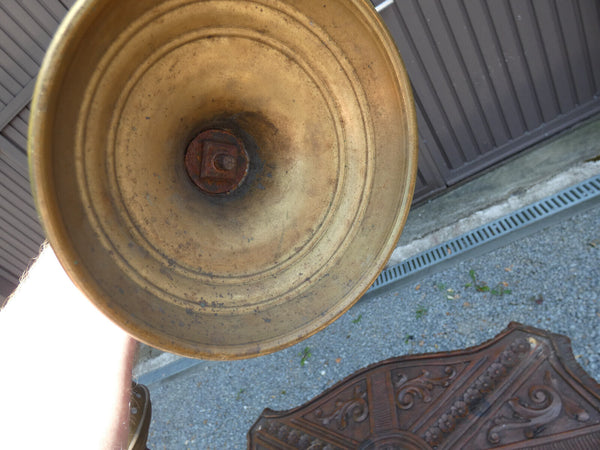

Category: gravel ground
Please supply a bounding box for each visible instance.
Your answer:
[144,204,600,449]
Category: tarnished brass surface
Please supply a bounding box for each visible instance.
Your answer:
[29,0,417,359]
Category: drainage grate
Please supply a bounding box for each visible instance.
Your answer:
[369,174,600,293]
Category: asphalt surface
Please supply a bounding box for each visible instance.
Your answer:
[143,202,600,449]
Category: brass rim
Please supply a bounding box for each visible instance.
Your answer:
[29,0,417,359]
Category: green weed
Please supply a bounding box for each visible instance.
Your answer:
[299,347,312,366]
[465,270,511,296]
[415,307,428,319]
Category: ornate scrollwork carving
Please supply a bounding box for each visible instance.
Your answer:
[262,419,340,450]
[424,337,531,446]
[314,384,369,430]
[250,325,600,450]
[487,371,590,444]
[394,366,457,410]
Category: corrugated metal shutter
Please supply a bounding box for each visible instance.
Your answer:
[376,0,600,202]
[0,0,71,297]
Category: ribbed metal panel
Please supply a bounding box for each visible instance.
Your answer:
[0,1,67,295]
[1,106,28,151]
[379,0,600,201]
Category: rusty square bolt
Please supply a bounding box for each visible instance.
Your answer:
[200,140,239,181]
[185,129,249,195]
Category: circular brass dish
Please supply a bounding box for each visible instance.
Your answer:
[29,0,417,359]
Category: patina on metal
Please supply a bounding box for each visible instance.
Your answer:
[249,323,600,449]
[28,0,418,359]
[184,129,249,195]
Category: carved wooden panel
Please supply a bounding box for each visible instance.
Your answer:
[248,323,600,449]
